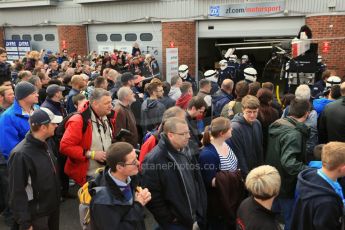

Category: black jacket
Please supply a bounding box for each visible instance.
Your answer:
[8,133,60,230]
[141,134,207,229]
[311,80,326,99]
[319,97,345,143]
[237,196,282,230]
[90,169,145,230]
[186,112,202,157]
[0,61,11,83]
[158,96,176,110]
[41,97,67,117]
[291,168,344,230]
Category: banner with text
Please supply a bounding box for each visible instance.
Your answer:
[166,48,178,83]
[210,1,285,17]
[5,40,31,61]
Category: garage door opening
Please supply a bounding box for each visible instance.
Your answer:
[198,36,294,91]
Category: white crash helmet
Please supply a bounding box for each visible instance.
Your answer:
[326,76,341,89]
[204,69,218,78]
[244,67,257,83]
[219,60,228,70]
[178,64,189,79]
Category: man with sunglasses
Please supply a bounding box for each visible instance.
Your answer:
[141,117,207,229]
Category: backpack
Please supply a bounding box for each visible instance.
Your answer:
[54,109,91,148]
[55,107,116,148]
[78,167,105,230]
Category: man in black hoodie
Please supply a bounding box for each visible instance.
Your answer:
[291,142,345,230]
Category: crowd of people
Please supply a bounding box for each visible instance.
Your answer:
[0,43,345,230]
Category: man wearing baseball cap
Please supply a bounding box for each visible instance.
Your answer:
[41,84,66,117]
[0,81,39,160]
[8,108,62,230]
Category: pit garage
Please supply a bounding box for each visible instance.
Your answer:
[198,17,306,85]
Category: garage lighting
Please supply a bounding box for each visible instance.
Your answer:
[235,46,273,50]
[215,41,280,47]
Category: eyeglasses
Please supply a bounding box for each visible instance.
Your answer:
[156,90,163,93]
[171,131,190,137]
[119,159,138,166]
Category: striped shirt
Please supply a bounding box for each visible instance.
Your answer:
[218,144,238,172]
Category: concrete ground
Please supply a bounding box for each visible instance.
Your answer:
[0,185,156,230]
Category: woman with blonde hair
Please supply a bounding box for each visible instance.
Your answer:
[199,117,243,229]
[25,50,41,71]
[237,165,282,230]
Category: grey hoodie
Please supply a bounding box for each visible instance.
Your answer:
[141,98,166,134]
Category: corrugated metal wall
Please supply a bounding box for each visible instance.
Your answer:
[0,0,344,26]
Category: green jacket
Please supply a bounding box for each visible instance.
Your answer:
[265,117,309,198]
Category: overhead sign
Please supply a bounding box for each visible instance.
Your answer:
[115,45,132,54]
[210,1,285,17]
[166,48,178,83]
[5,40,31,61]
[97,45,114,54]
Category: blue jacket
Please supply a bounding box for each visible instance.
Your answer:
[291,168,344,230]
[66,88,80,114]
[199,144,221,188]
[41,98,66,117]
[211,89,233,117]
[0,100,33,159]
[313,98,334,117]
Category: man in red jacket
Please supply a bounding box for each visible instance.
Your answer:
[60,88,113,186]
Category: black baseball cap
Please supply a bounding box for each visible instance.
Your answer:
[46,84,65,97]
[30,108,63,126]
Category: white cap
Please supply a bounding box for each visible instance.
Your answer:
[219,60,227,65]
[179,64,189,79]
[326,76,341,88]
[178,64,189,73]
[30,107,63,126]
[244,67,257,83]
[204,70,217,78]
